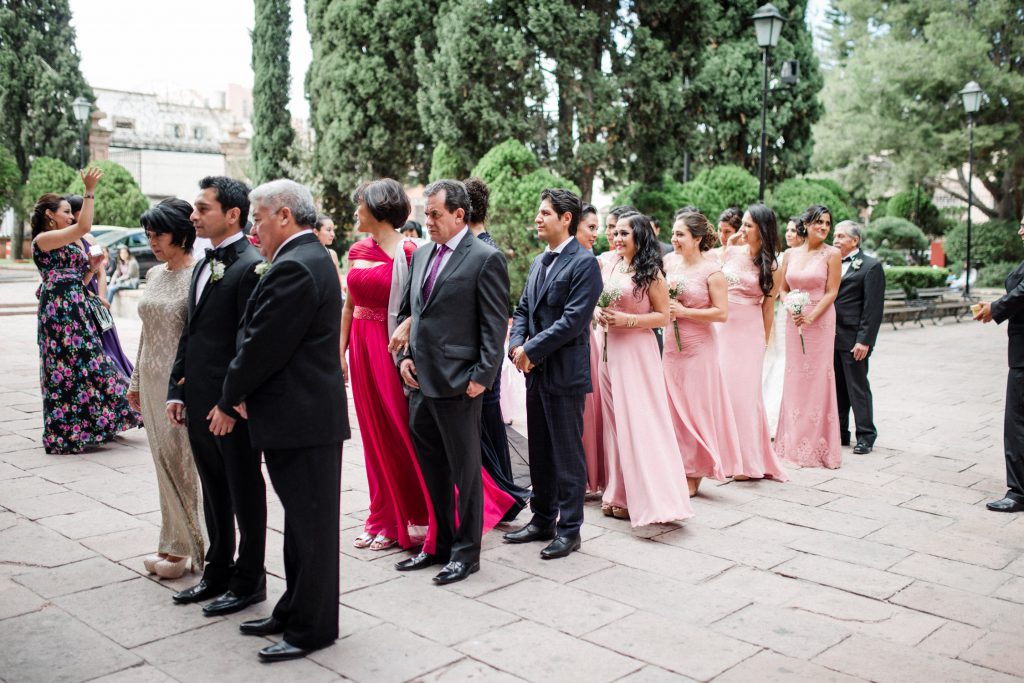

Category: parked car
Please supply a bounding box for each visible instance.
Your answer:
[89,225,130,240]
[96,228,158,278]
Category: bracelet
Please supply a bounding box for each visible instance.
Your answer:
[84,193,95,199]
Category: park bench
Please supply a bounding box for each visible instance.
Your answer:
[912,287,974,324]
[881,288,926,330]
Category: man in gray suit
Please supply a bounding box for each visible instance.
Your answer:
[393,179,510,585]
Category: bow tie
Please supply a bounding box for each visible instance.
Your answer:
[542,251,558,267]
[205,247,227,262]
[842,256,853,263]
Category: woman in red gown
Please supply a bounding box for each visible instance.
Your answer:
[341,179,513,552]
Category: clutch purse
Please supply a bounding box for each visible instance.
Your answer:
[86,293,114,333]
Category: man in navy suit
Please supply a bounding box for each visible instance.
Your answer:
[505,188,603,559]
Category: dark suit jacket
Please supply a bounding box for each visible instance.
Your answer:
[168,235,262,419]
[834,251,885,354]
[991,261,1024,368]
[509,239,603,395]
[397,232,510,399]
[219,233,349,449]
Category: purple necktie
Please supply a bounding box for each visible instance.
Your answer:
[421,243,450,302]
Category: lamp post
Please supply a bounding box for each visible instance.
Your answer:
[751,3,785,202]
[959,81,983,299]
[71,96,91,169]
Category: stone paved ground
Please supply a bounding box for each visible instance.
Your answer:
[1,275,1023,682]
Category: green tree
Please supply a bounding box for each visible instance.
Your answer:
[428,142,468,183]
[472,139,578,305]
[613,175,726,237]
[250,0,295,184]
[864,217,929,252]
[884,187,948,236]
[944,220,1024,267]
[693,165,759,211]
[306,0,437,219]
[0,146,20,214]
[67,160,148,227]
[812,0,1024,220]
[769,178,855,224]
[21,156,76,216]
[0,0,93,256]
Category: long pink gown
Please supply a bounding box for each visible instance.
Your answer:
[715,248,789,481]
[774,245,842,469]
[598,259,694,527]
[583,251,616,493]
[663,255,734,481]
[346,239,513,550]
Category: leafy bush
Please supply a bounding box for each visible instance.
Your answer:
[806,178,851,206]
[977,261,1018,288]
[428,141,467,182]
[865,217,929,251]
[67,160,149,227]
[693,165,758,213]
[874,247,906,266]
[768,178,855,226]
[872,198,889,218]
[883,266,948,297]
[593,233,610,256]
[22,157,77,216]
[885,187,948,236]
[472,139,578,307]
[944,220,1024,268]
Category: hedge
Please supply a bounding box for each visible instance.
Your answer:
[883,266,948,297]
[944,220,1024,267]
[977,261,1018,288]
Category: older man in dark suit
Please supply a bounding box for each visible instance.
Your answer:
[833,220,885,454]
[975,215,1024,513]
[505,188,603,559]
[393,179,509,585]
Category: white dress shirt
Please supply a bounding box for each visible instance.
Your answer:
[543,236,575,277]
[841,248,861,277]
[195,231,246,304]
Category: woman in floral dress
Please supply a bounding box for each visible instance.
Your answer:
[31,169,141,454]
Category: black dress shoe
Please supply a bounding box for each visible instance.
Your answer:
[240,616,285,636]
[540,534,581,560]
[840,436,851,447]
[503,522,556,544]
[258,640,311,662]
[852,442,873,454]
[987,497,1024,513]
[172,579,228,604]
[432,561,479,585]
[202,589,267,616]
[394,551,445,572]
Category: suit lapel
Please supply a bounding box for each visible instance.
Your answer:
[422,233,472,312]
[412,244,432,312]
[187,259,204,321]
[192,236,249,321]
[536,240,577,301]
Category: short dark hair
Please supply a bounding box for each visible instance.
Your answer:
[718,207,743,231]
[609,204,637,220]
[464,177,490,224]
[540,188,582,236]
[65,194,84,215]
[581,203,597,218]
[199,176,250,225]
[352,178,411,230]
[314,214,332,232]
[423,179,471,218]
[140,198,197,251]
[402,220,423,238]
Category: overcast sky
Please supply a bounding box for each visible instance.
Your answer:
[70,0,829,122]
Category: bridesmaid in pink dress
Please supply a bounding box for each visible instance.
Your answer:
[663,211,738,496]
[341,180,513,552]
[597,214,693,527]
[577,204,607,493]
[715,204,789,481]
[775,204,843,469]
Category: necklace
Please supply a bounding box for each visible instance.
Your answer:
[617,261,634,274]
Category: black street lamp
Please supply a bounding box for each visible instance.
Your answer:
[959,80,983,299]
[751,3,786,201]
[72,96,91,169]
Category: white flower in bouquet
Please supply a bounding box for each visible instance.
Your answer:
[666,275,687,352]
[783,289,812,354]
[596,284,622,362]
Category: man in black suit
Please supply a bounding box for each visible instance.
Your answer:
[167,176,267,615]
[832,220,885,454]
[214,179,349,661]
[393,179,509,585]
[975,215,1024,513]
[505,189,603,559]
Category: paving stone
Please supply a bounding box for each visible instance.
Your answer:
[614,665,698,683]
[814,476,919,505]
[479,575,634,637]
[436,558,531,599]
[314,622,462,683]
[822,496,952,530]
[890,581,1024,631]
[89,665,180,683]
[0,520,95,567]
[656,525,798,570]
[711,602,850,658]
[880,475,990,505]
[80,525,162,562]
[0,577,46,619]
[134,619,339,682]
[337,550,403,595]
[0,605,141,682]
[14,555,137,599]
[701,565,807,606]
[483,536,614,583]
[55,577,213,648]
[721,516,812,543]
[814,633,1018,683]
[785,528,912,570]
[960,630,1024,677]
[915,621,985,658]
[773,553,913,600]
[1,489,106,520]
[341,575,518,646]
[992,574,1024,604]
[0,474,66,504]
[581,529,734,583]
[740,498,885,538]
[414,657,527,682]
[889,553,1010,596]
[39,507,149,540]
[866,524,1021,570]
[0,432,38,453]
[713,650,863,683]
[30,459,116,485]
[743,480,840,507]
[584,611,759,681]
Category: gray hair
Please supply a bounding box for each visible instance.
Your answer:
[835,220,862,243]
[249,179,318,229]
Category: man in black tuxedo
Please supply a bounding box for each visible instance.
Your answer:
[393,179,509,585]
[832,221,885,454]
[167,176,267,615]
[975,215,1024,513]
[215,179,349,661]
[505,189,603,559]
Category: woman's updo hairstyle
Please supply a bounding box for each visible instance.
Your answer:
[31,194,66,239]
[718,207,743,232]
[797,204,831,238]
[675,211,716,252]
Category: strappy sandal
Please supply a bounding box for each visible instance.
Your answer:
[369,534,397,551]
[353,532,375,549]
[612,506,630,520]
[601,503,614,517]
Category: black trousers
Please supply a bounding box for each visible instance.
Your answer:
[408,391,483,565]
[187,418,267,594]
[834,349,876,446]
[1004,368,1024,501]
[525,386,587,535]
[266,443,341,649]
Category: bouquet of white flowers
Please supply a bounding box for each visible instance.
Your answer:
[596,285,622,362]
[666,275,687,352]
[783,289,811,354]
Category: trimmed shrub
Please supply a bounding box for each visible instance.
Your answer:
[428,141,468,182]
[874,247,906,266]
[977,261,1018,288]
[885,187,949,236]
[693,165,758,213]
[884,266,948,297]
[768,178,855,226]
[865,217,929,251]
[806,178,851,206]
[944,220,1024,268]
[67,160,149,227]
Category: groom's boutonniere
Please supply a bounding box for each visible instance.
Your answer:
[851,258,863,271]
[209,259,226,282]
[254,261,271,278]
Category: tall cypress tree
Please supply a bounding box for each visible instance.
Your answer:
[250,0,295,185]
[0,0,92,256]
